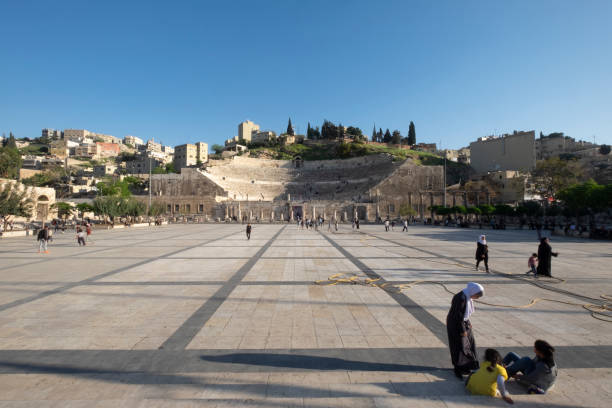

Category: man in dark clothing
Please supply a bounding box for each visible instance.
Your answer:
[246,223,252,240]
[537,237,558,277]
[37,226,50,253]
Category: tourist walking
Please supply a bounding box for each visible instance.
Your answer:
[447,282,484,378]
[334,218,338,231]
[475,235,489,273]
[355,219,360,229]
[76,227,86,246]
[246,223,252,240]
[536,238,558,277]
[402,219,408,232]
[37,225,50,254]
[503,339,558,394]
[384,219,390,232]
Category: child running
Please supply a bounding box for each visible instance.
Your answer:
[466,348,513,404]
[527,253,538,276]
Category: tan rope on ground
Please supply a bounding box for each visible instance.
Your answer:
[314,272,612,323]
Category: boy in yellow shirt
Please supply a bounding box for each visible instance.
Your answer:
[466,348,513,404]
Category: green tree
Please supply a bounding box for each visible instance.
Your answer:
[165,162,176,173]
[286,118,295,136]
[211,144,224,154]
[408,121,416,145]
[391,130,402,144]
[377,128,383,143]
[6,133,17,149]
[371,125,377,142]
[399,203,416,217]
[0,182,33,220]
[383,129,392,143]
[533,157,584,200]
[306,122,312,140]
[0,146,22,179]
[76,203,94,221]
[52,202,74,219]
[599,144,611,155]
[148,201,166,216]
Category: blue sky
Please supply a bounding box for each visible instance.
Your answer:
[1,0,611,149]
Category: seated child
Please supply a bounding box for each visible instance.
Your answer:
[503,339,557,394]
[466,348,513,404]
[527,253,538,276]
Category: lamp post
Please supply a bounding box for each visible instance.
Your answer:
[148,155,152,219]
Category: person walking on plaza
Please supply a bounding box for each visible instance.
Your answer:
[334,218,338,231]
[246,223,252,240]
[537,237,558,277]
[37,225,50,254]
[475,235,489,273]
[503,339,557,394]
[447,282,484,378]
[76,227,86,246]
[384,219,390,232]
[402,219,408,232]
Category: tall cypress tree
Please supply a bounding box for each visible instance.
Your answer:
[408,121,416,145]
[372,124,377,142]
[306,122,312,139]
[377,128,383,143]
[7,132,17,149]
[287,118,295,136]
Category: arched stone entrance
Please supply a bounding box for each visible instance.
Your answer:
[37,195,50,220]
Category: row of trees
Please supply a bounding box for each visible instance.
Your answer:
[428,180,611,221]
[371,121,416,145]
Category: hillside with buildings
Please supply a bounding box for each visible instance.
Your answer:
[1,119,610,228]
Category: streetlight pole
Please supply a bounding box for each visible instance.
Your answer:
[148,155,152,218]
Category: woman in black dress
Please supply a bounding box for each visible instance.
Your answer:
[447,282,484,378]
[537,237,558,277]
[475,235,489,272]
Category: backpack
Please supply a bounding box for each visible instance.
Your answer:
[37,229,46,240]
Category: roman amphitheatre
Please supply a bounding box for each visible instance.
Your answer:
[148,153,490,223]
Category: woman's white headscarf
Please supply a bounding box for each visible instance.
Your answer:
[478,235,487,245]
[462,282,484,321]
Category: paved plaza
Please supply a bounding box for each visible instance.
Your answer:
[0,223,611,407]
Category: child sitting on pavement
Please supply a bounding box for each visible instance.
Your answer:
[503,339,558,394]
[466,348,513,404]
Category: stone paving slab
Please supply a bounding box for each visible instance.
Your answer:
[0,223,610,407]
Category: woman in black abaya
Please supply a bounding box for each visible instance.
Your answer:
[447,282,484,378]
[537,237,558,277]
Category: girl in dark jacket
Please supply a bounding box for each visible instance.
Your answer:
[475,235,489,273]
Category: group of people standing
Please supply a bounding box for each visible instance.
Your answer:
[447,282,558,403]
[475,234,559,278]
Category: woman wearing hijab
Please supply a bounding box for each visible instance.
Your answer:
[475,235,489,273]
[447,282,484,378]
[536,237,558,277]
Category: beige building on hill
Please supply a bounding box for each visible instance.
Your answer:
[469,130,536,174]
[173,142,208,169]
[239,120,260,143]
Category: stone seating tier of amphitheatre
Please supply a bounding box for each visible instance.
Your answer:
[202,155,399,201]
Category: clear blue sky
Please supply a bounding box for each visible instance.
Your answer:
[1,0,611,149]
